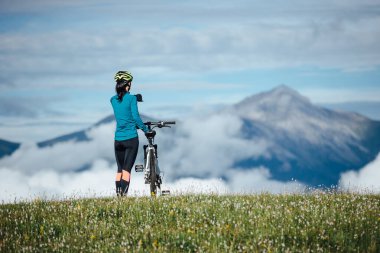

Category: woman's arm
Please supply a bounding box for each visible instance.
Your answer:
[131,95,149,133]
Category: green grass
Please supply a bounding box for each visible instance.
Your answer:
[1,193,379,252]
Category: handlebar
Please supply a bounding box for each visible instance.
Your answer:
[144,121,176,129]
[163,121,176,125]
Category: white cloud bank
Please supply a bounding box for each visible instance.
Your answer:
[0,162,305,204]
[0,111,306,204]
[0,123,115,174]
[339,152,380,193]
[0,104,377,204]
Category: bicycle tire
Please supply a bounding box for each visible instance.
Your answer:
[149,150,157,196]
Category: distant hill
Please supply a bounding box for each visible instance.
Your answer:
[37,114,155,148]
[0,139,20,159]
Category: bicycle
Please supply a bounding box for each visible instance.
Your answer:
[135,121,175,196]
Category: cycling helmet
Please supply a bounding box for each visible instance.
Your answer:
[114,71,133,82]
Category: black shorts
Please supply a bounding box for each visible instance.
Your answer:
[114,137,139,173]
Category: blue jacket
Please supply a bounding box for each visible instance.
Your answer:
[110,93,149,141]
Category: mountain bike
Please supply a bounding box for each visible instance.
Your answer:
[135,121,175,196]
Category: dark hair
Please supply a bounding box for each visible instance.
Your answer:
[115,80,131,101]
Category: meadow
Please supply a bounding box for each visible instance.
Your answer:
[1,193,379,252]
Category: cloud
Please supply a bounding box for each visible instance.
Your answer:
[302,88,380,104]
[0,107,306,203]
[0,123,115,173]
[4,20,380,75]
[0,159,116,204]
[154,113,270,180]
[0,111,270,178]
[1,1,380,89]
[0,96,62,118]
[0,162,305,204]
[339,152,380,193]
[322,101,380,120]
[2,1,379,20]
[1,1,379,125]
[0,98,38,117]
[227,167,305,194]
[1,98,378,203]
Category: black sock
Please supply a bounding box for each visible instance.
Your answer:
[120,179,130,196]
[115,181,121,196]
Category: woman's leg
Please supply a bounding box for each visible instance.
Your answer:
[120,137,139,196]
[120,170,130,195]
[115,172,122,196]
[114,140,126,196]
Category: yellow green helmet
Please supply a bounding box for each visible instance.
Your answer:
[114,71,133,82]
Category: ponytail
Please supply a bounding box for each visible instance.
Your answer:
[115,80,130,102]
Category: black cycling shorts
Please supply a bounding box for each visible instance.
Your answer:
[114,137,139,173]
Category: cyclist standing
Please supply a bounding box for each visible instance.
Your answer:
[110,71,149,196]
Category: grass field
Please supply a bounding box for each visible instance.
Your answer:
[1,193,379,252]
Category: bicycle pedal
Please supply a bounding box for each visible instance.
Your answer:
[161,190,170,196]
[135,165,144,172]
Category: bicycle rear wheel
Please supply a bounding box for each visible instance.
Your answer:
[149,151,157,196]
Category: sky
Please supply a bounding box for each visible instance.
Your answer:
[1,0,380,142]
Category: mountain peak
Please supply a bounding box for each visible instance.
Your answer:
[266,84,310,102]
[236,85,311,112]
[270,84,300,95]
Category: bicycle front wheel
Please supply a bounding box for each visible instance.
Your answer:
[149,151,157,196]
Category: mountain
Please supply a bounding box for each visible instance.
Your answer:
[37,114,155,148]
[0,138,20,159]
[15,85,380,187]
[230,85,380,186]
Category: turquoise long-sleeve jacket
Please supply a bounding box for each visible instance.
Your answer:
[110,92,149,141]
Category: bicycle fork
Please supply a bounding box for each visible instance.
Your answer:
[144,146,156,183]
[135,144,170,195]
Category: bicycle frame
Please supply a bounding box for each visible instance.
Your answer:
[144,140,160,185]
[135,121,175,196]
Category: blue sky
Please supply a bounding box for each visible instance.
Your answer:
[1,0,380,141]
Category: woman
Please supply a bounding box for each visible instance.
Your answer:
[110,71,149,196]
